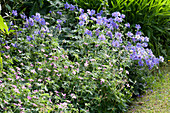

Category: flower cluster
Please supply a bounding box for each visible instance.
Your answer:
[72,3,164,69]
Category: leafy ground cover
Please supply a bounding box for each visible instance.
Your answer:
[128,64,170,113]
[0,2,165,113]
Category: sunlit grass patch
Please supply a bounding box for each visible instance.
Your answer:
[128,66,170,113]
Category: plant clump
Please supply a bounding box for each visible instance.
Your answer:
[0,2,164,113]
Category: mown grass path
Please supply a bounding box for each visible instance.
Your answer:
[128,65,170,113]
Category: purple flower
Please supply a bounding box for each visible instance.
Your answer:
[96,10,102,16]
[136,43,142,47]
[146,48,154,56]
[147,62,154,69]
[87,9,91,15]
[102,17,108,25]
[153,57,159,65]
[136,31,142,35]
[96,16,103,25]
[32,35,35,40]
[12,10,18,16]
[100,10,103,15]
[41,34,45,38]
[119,38,123,43]
[115,32,122,38]
[28,18,34,26]
[131,37,136,42]
[57,19,62,23]
[98,34,106,40]
[57,11,62,15]
[120,14,125,18]
[145,58,151,65]
[27,36,32,41]
[125,23,130,28]
[79,8,84,13]
[111,22,119,29]
[112,12,120,17]
[64,2,70,9]
[27,96,32,100]
[34,13,41,22]
[142,42,148,47]
[91,10,96,15]
[11,43,17,48]
[49,11,52,13]
[25,18,29,28]
[87,9,95,16]
[79,21,84,26]
[140,36,145,42]
[56,24,61,30]
[159,56,164,62]
[96,13,101,16]
[70,4,75,11]
[112,40,120,47]
[127,41,132,46]
[39,18,46,25]
[106,24,113,30]
[135,24,141,30]
[108,18,113,23]
[95,29,100,36]
[79,13,88,21]
[144,36,149,42]
[138,60,144,66]
[84,29,92,37]
[126,31,133,37]
[114,17,123,22]
[91,17,97,21]
[20,13,26,19]
[135,34,141,41]
[106,31,113,39]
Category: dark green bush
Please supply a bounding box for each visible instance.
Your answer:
[0,0,51,16]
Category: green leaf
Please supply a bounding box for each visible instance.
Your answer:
[39,0,44,8]
[0,53,2,77]
[0,15,9,35]
[5,4,11,11]
[41,93,50,97]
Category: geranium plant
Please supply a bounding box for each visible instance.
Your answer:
[0,2,164,113]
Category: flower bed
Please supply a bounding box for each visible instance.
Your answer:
[0,2,164,113]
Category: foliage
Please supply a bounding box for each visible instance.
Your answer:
[0,2,165,113]
[0,15,15,36]
[0,0,52,17]
[69,0,170,61]
[66,0,105,12]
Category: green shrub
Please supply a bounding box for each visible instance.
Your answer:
[0,2,164,112]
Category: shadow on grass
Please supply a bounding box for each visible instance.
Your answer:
[128,63,170,113]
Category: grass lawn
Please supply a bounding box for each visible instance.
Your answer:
[128,64,170,113]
